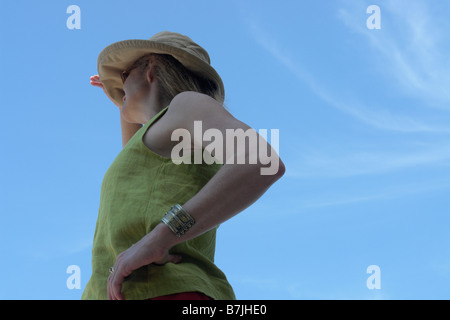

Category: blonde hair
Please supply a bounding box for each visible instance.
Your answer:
[137,53,226,108]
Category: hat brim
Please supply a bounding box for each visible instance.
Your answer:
[97,39,225,106]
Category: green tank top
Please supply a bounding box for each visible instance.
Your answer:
[82,105,236,300]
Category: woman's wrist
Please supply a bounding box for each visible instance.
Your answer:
[145,222,181,251]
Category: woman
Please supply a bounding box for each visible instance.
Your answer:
[82,31,285,300]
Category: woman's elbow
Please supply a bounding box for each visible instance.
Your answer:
[259,157,285,178]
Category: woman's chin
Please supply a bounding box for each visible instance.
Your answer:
[121,105,143,124]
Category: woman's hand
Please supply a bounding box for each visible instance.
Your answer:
[107,227,182,300]
[90,75,122,109]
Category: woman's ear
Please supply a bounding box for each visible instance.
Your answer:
[146,64,154,84]
[145,55,156,85]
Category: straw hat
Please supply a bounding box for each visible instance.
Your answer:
[97,31,225,106]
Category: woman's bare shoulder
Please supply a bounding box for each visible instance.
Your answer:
[167,91,231,124]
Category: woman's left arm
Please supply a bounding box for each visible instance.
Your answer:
[108,92,285,300]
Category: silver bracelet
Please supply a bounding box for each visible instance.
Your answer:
[161,204,195,237]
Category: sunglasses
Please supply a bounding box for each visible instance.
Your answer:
[121,59,150,84]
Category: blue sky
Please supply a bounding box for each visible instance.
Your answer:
[1,0,449,299]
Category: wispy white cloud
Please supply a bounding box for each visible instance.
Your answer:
[288,142,450,179]
[249,21,449,133]
[309,88,449,134]
[300,177,450,209]
[261,169,450,211]
[245,2,450,184]
[246,2,450,133]
[337,0,450,108]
